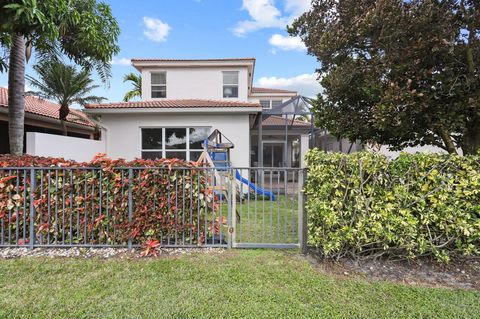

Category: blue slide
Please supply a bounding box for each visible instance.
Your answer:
[235,170,276,201]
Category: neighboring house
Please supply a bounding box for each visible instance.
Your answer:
[0,87,97,154]
[85,58,313,167]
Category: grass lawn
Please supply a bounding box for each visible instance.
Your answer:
[219,194,300,244]
[0,250,478,318]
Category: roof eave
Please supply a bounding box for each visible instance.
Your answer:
[0,107,96,131]
[132,59,256,71]
[84,106,262,114]
[249,92,298,97]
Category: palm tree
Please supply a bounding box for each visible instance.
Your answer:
[7,35,26,154]
[27,60,105,135]
[1,0,120,155]
[123,72,142,101]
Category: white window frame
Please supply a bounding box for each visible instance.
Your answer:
[222,71,239,98]
[260,100,271,109]
[271,99,283,108]
[140,127,211,161]
[151,72,167,99]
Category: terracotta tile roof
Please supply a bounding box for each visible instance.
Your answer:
[131,58,256,62]
[0,87,95,128]
[251,87,297,94]
[262,115,311,127]
[85,99,261,109]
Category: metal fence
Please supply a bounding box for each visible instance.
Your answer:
[0,166,306,249]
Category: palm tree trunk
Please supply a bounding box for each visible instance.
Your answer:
[61,120,68,136]
[59,105,69,135]
[8,34,26,156]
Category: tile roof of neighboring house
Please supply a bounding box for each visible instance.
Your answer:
[251,87,297,94]
[262,115,311,128]
[131,58,256,62]
[85,99,261,109]
[0,87,95,127]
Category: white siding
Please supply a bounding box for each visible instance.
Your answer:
[26,132,105,162]
[141,67,249,101]
[100,113,251,167]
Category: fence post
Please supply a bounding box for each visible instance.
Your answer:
[29,168,36,250]
[227,169,235,249]
[128,168,133,249]
[300,168,308,254]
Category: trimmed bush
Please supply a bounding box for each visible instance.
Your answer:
[0,154,218,247]
[305,149,480,262]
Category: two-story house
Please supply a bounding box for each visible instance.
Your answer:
[85,58,313,167]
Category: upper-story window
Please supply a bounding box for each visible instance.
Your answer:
[260,100,271,109]
[271,100,283,108]
[223,71,238,98]
[151,72,166,98]
[260,99,283,109]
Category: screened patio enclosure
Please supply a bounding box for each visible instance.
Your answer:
[250,95,362,168]
[251,95,315,168]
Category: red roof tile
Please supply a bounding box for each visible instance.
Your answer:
[251,87,297,94]
[0,87,95,127]
[85,99,261,109]
[262,115,311,127]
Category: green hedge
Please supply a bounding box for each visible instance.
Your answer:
[305,149,480,262]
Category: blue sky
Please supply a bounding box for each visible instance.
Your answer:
[0,0,321,102]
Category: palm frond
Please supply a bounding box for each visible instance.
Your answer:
[28,59,106,133]
[122,72,141,101]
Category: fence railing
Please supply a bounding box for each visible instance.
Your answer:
[0,166,306,249]
[232,168,306,249]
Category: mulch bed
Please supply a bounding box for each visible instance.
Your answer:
[306,251,480,290]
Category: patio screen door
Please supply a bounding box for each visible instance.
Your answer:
[262,142,285,167]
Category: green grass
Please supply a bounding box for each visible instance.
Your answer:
[219,194,300,244]
[0,250,478,318]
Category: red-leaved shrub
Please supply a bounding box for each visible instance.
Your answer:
[0,154,220,248]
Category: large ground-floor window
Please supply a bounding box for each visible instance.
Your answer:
[141,127,211,161]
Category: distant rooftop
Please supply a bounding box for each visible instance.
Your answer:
[0,87,94,127]
[251,87,297,94]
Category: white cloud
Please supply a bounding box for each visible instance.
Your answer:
[269,33,305,51]
[143,17,171,42]
[232,0,311,37]
[110,57,131,66]
[233,0,286,37]
[256,73,322,97]
[284,0,311,18]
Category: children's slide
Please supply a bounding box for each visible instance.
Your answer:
[235,170,276,201]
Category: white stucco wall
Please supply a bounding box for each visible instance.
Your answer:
[141,67,249,101]
[100,113,251,167]
[300,134,309,168]
[26,132,105,162]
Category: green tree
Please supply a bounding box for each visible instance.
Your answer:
[27,60,105,135]
[0,0,120,155]
[122,72,141,102]
[289,0,480,154]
